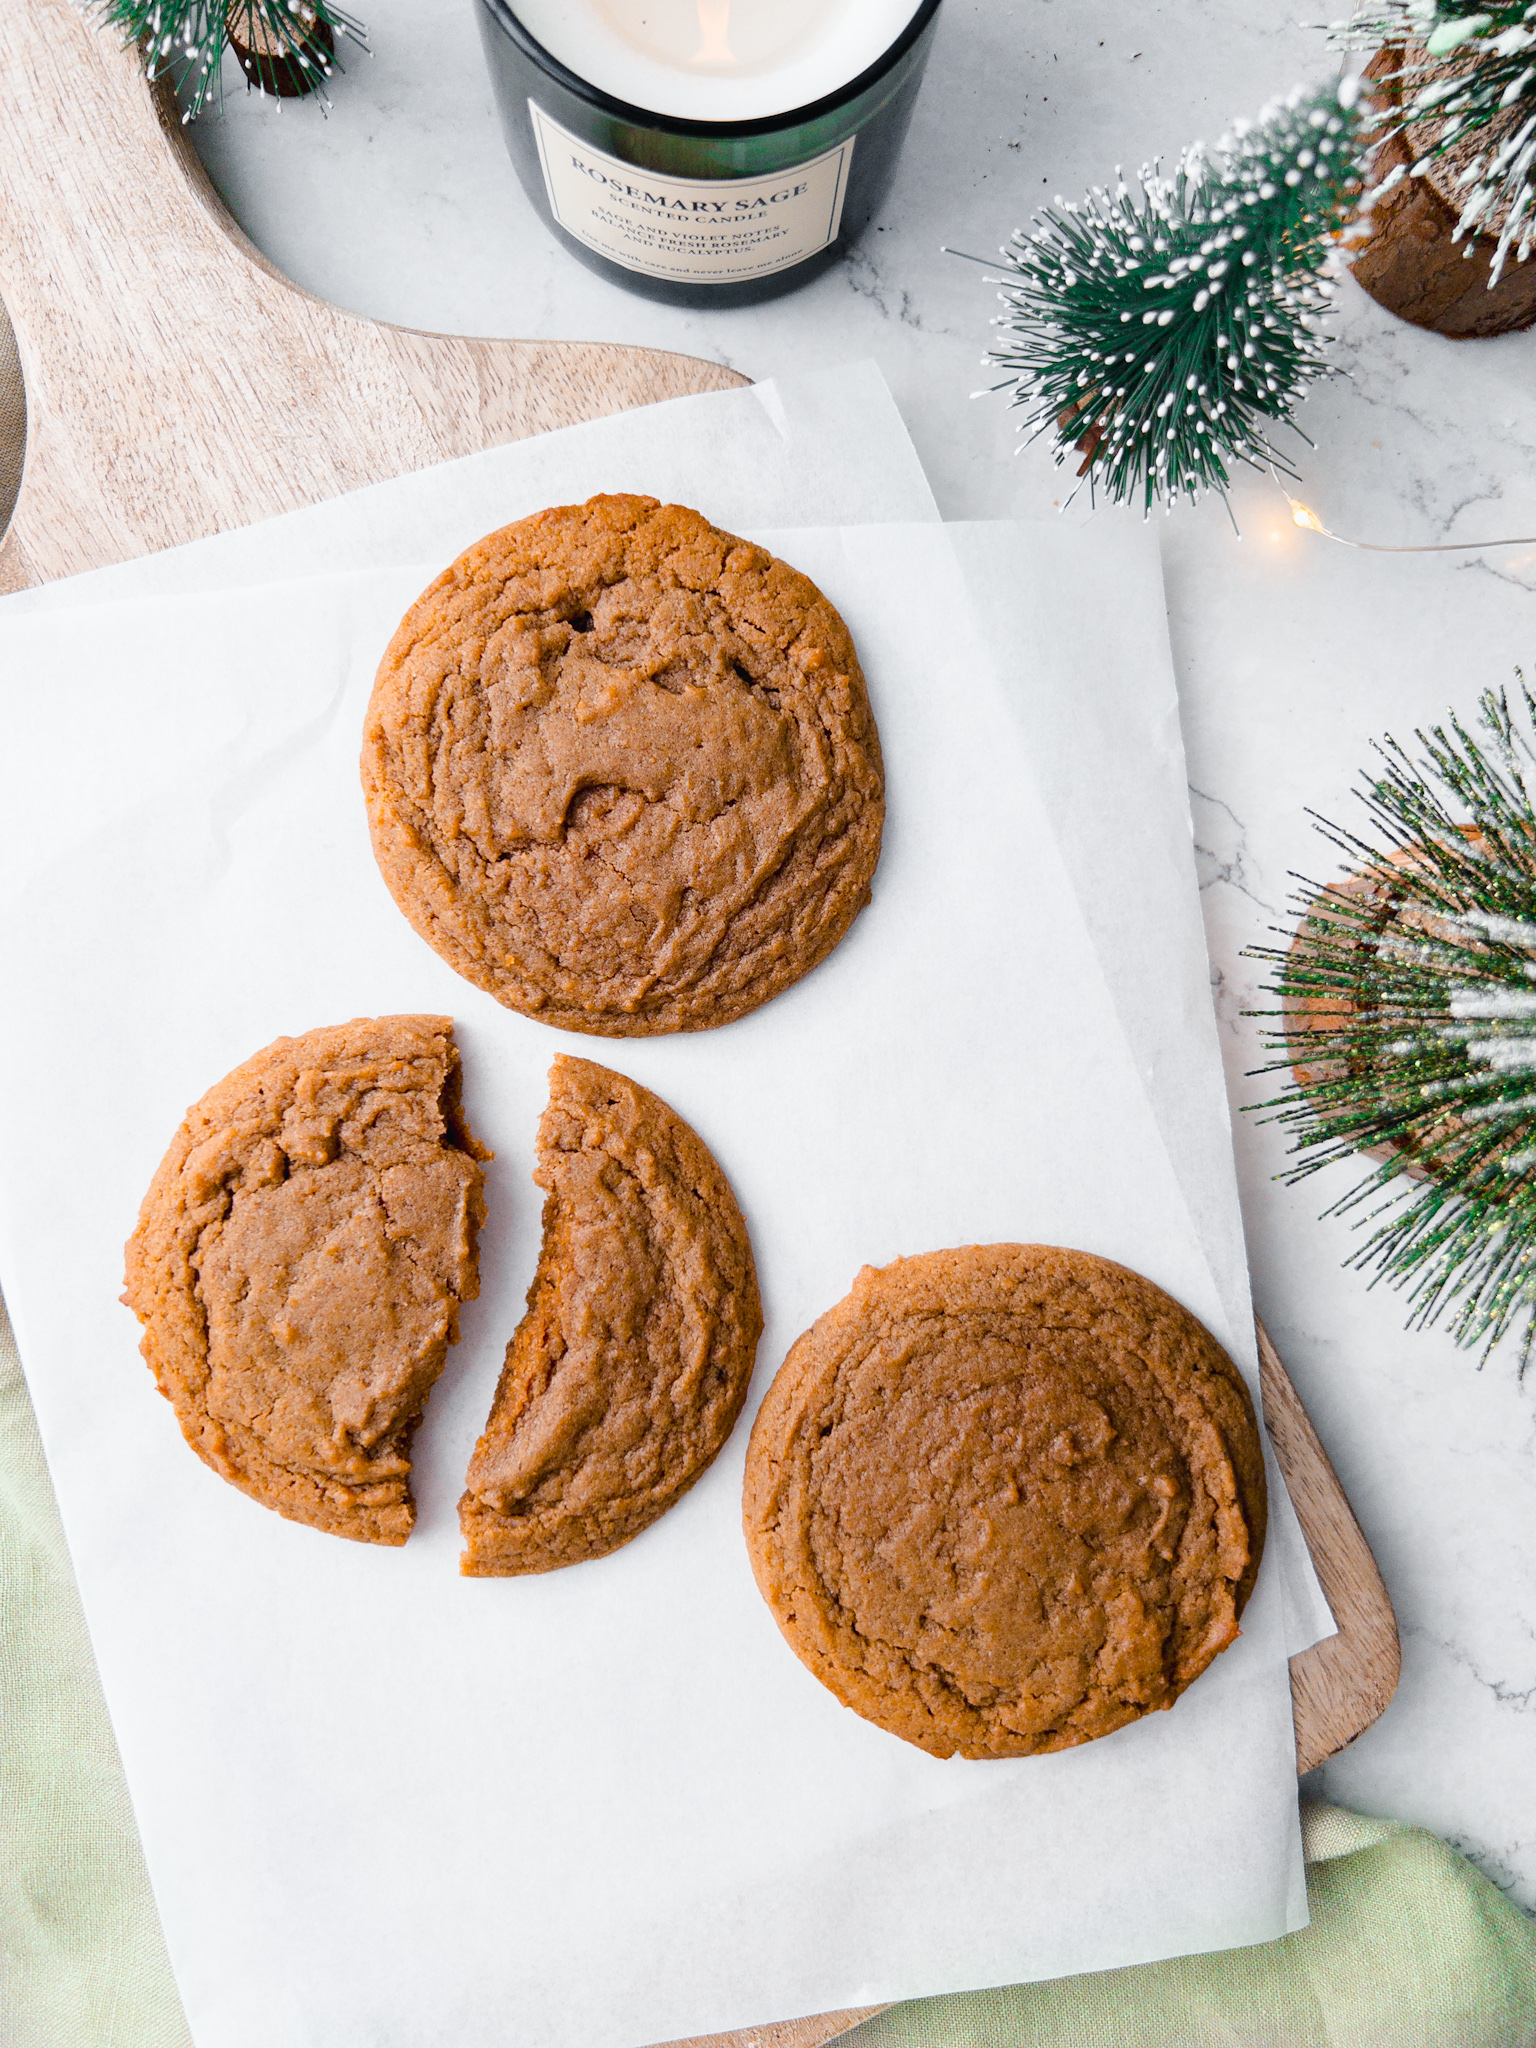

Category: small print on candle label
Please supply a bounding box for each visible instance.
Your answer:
[528,104,854,283]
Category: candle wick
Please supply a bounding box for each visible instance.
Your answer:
[692,0,734,68]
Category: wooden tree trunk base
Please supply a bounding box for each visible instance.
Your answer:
[1351,63,1536,339]
[227,14,336,101]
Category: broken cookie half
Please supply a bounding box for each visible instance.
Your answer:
[123,1016,488,1545]
[460,1055,762,1575]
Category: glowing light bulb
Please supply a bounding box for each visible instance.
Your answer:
[1289,500,1325,533]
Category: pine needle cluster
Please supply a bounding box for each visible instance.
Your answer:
[91,1,367,119]
[1333,1,1536,283]
[1249,680,1536,1367]
[980,83,1364,514]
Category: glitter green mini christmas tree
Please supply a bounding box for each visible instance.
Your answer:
[1250,681,1536,1367]
[979,13,1536,507]
[978,82,1365,514]
[92,1,367,118]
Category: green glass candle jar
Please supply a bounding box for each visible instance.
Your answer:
[475,0,943,306]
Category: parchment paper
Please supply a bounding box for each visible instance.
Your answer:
[0,354,1337,1661]
[0,359,938,613]
[955,524,1333,1658]
[0,514,1318,2048]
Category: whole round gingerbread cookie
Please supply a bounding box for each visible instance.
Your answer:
[743,1245,1267,1759]
[362,494,885,1037]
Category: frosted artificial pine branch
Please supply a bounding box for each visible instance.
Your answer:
[88,1,368,119]
[1248,679,1536,1368]
[1331,1,1536,284]
[981,81,1364,514]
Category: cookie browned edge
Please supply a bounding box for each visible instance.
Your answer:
[360,493,884,1037]
[122,1016,488,1547]
[742,1244,1268,1759]
[459,1054,763,1574]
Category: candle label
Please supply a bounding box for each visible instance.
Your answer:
[529,104,854,283]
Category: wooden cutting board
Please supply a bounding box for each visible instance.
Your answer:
[0,6,1400,2043]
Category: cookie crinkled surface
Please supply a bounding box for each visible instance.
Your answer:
[743,1245,1267,1759]
[460,1055,762,1575]
[123,1016,487,1546]
[362,494,885,1037]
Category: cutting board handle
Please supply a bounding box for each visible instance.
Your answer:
[0,0,745,591]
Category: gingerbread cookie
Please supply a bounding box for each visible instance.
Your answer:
[123,1017,488,1545]
[460,1055,762,1574]
[362,494,884,1036]
[742,1245,1267,1759]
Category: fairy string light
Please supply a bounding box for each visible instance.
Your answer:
[1273,474,1536,552]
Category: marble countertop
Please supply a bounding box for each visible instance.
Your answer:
[192,0,1536,1912]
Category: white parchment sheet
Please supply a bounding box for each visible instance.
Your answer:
[0,521,1315,2048]
[0,360,938,614]
[0,359,1326,1653]
[955,524,1333,1659]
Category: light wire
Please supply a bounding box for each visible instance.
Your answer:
[1273,471,1536,553]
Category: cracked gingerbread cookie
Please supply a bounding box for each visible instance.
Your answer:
[742,1245,1267,1759]
[460,1055,762,1574]
[361,494,884,1037]
[123,1016,488,1545]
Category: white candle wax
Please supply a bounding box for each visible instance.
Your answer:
[511,0,927,122]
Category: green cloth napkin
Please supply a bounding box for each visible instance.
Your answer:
[0,1304,190,2048]
[4,1301,1533,2048]
[846,1800,1536,2047]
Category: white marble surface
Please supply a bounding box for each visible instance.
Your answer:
[190,0,1536,1911]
